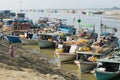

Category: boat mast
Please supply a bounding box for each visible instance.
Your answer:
[73,17,76,28]
[19,0,22,12]
[100,18,103,34]
[77,16,81,32]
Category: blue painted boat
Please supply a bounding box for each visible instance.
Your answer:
[95,57,120,80]
[95,69,120,80]
[58,24,76,35]
[5,35,21,43]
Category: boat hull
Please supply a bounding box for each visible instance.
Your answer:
[5,35,21,43]
[74,60,97,73]
[95,70,120,80]
[55,53,76,62]
[21,39,38,45]
[38,40,55,48]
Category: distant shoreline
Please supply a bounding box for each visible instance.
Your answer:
[103,15,120,20]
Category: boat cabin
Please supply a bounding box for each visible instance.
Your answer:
[39,33,58,41]
[2,19,13,27]
[75,51,102,62]
[97,59,120,72]
[57,44,78,54]
[17,13,25,19]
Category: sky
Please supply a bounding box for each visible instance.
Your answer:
[0,0,120,10]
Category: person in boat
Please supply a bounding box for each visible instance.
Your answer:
[98,40,104,47]
[13,21,17,30]
[9,42,14,58]
[106,33,113,42]
[57,32,63,42]
[17,22,21,30]
[24,30,29,39]
[78,30,85,37]
[83,28,88,34]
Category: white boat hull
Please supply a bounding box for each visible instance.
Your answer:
[38,40,55,48]
[21,39,38,45]
[74,60,97,73]
[55,53,76,62]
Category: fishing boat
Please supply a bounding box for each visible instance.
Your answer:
[95,56,120,80]
[74,22,119,72]
[38,32,58,48]
[73,24,118,73]
[38,40,55,48]
[13,13,33,32]
[20,33,38,45]
[75,23,98,44]
[1,19,14,34]
[58,24,76,35]
[21,39,38,45]
[5,35,21,43]
[74,50,106,73]
[74,35,118,73]
[81,11,93,15]
[54,44,78,62]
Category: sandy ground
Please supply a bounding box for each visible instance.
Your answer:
[0,68,46,80]
[0,64,66,80]
[0,40,78,80]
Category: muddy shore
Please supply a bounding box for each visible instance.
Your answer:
[0,40,79,80]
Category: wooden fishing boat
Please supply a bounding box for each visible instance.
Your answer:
[74,39,117,73]
[74,51,105,73]
[54,44,78,62]
[1,19,14,34]
[21,39,38,45]
[20,33,38,45]
[95,57,120,80]
[38,40,55,48]
[74,23,119,73]
[74,60,97,73]
[5,35,21,43]
[58,24,76,35]
[13,13,33,32]
[38,33,58,48]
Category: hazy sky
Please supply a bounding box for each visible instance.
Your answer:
[0,0,120,10]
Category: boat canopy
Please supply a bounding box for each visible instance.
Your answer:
[80,23,95,27]
[13,19,33,24]
[3,19,13,25]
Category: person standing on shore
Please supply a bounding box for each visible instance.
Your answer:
[0,33,4,40]
[9,42,14,58]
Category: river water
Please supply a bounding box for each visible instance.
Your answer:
[22,11,120,80]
